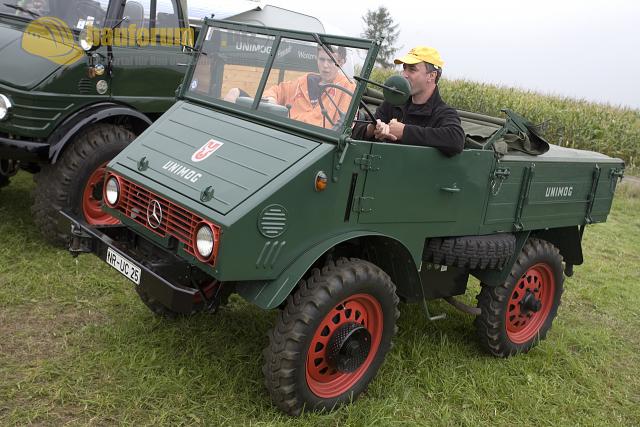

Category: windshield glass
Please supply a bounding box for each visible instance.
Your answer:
[187,26,371,133]
[0,0,110,29]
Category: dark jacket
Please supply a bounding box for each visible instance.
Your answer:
[354,87,465,156]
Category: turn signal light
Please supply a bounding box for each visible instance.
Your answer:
[315,171,328,192]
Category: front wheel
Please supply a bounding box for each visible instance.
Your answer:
[32,124,136,246]
[263,258,399,415]
[474,238,564,357]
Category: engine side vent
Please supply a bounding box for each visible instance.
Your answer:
[258,204,288,239]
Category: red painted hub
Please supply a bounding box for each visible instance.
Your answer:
[306,293,383,398]
[82,163,119,226]
[506,263,555,344]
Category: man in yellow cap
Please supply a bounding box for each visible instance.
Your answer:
[355,46,464,156]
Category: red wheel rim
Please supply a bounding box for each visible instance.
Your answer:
[82,163,120,226]
[506,263,555,344]
[305,293,383,398]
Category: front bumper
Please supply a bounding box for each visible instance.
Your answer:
[60,211,199,314]
[0,133,49,161]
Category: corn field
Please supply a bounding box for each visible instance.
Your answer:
[369,68,640,171]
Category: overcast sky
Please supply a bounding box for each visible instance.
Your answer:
[265,0,640,109]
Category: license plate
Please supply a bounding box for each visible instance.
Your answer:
[106,247,141,285]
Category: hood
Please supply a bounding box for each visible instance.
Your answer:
[0,16,79,90]
[110,101,321,215]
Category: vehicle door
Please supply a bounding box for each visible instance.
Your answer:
[357,143,495,236]
[109,0,193,112]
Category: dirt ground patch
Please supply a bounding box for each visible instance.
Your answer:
[0,303,108,425]
[0,303,107,365]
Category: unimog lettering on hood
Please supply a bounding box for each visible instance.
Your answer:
[162,161,203,183]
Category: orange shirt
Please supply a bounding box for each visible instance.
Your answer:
[263,73,356,128]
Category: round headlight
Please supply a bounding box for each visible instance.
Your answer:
[0,94,11,121]
[79,28,96,51]
[195,224,215,259]
[105,176,120,207]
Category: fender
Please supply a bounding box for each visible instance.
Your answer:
[48,103,153,164]
[235,231,423,310]
[532,226,584,266]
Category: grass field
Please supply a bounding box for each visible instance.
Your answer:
[1,172,639,426]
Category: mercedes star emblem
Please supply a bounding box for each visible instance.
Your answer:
[147,200,163,229]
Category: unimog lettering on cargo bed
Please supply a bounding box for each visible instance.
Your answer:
[63,19,625,415]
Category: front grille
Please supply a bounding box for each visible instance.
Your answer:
[113,177,218,265]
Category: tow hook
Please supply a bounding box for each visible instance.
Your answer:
[69,223,93,257]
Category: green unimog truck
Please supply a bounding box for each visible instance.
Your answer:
[0,0,324,243]
[63,19,625,415]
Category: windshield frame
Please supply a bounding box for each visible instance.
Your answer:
[179,18,379,143]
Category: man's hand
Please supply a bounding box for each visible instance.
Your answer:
[223,88,240,103]
[373,119,398,142]
[387,119,405,141]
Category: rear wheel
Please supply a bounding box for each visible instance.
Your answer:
[263,258,399,415]
[475,238,564,357]
[32,124,136,246]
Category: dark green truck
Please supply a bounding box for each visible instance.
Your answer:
[64,19,625,415]
[0,0,324,243]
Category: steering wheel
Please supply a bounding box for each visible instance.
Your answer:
[318,83,377,130]
[235,96,290,118]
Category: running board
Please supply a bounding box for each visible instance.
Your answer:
[444,297,481,316]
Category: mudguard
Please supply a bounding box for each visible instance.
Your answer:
[48,103,152,163]
[235,231,423,309]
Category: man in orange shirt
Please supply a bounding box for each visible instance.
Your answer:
[225,46,355,129]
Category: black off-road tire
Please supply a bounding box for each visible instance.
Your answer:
[32,124,136,246]
[424,233,516,270]
[263,258,399,415]
[474,238,564,357]
[0,159,15,190]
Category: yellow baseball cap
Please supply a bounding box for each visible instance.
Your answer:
[394,46,444,69]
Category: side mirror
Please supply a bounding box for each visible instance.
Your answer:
[382,75,411,106]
